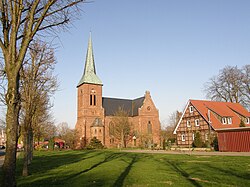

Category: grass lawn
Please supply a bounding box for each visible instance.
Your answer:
[1,150,250,187]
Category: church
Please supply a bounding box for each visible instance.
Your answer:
[75,35,161,148]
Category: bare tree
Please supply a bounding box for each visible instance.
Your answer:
[160,111,181,148]
[110,108,132,148]
[168,110,182,128]
[19,40,58,176]
[57,122,76,148]
[204,65,250,109]
[0,1,86,186]
[241,65,250,107]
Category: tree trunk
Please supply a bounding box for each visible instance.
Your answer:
[2,79,20,187]
[22,130,29,176]
[28,129,33,164]
[22,123,34,175]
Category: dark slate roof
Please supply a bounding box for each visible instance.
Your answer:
[102,96,145,117]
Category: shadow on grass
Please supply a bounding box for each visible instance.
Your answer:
[166,160,202,187]
[17,151,127,187]
[62,152,123,180]
[112,154,138,187]
[155,157,202,187]
[207,164,250,182]
[16,150,102,177]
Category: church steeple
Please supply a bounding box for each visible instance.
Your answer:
[77,33,102,87]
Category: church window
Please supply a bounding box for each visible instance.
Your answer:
[99,129,101,133]
[109,122,114,136]
[110,138,114,144]
[147,121,152,134]
[94,95,96,105]
[90,94,97,106]
[90,95,93,105]
[95,129,97,134]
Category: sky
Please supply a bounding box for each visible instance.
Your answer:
[51,0,250,128]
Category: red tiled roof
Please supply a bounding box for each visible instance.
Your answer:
[190,100,250,130]
[54,138,65,143]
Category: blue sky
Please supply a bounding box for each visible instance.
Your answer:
[53,0,250,128]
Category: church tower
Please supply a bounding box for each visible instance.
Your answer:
[75,34,105,147]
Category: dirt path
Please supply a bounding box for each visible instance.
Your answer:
[123,149,250,156]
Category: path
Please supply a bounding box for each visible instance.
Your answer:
[123,149,250,156]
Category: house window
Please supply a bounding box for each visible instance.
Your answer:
[186,120,191,128]
[181,134,185,141]
[147,121,152,134]
[195,119,200,126]
[228,117,232,124]
[192,133,195,140]
[189,106,194,113]
[205,133,209,141]
[222,117,227,124]
[246,117,250,124]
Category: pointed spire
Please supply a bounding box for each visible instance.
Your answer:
[77,33,102,87]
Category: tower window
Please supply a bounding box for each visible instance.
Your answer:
[90,95,93,105]
[94,95,96,105]
[90,94,96,106]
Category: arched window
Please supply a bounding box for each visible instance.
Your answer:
[109,122,114,136]
[90,89,97,106]
[147,121,152,134]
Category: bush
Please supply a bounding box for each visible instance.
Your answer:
[192,132,203,148]
[87,137,104,149]
[167,138,176,143]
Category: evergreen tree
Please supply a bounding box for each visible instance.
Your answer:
[192,132,203,148]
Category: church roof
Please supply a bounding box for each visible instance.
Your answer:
[77,34,102,87]
[102,96,145,117]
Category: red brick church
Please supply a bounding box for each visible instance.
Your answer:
[75,35,161,148]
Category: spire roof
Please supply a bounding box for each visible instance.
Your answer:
[77,34,102,87]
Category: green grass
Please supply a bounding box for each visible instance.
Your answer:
[1,150,250,186]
